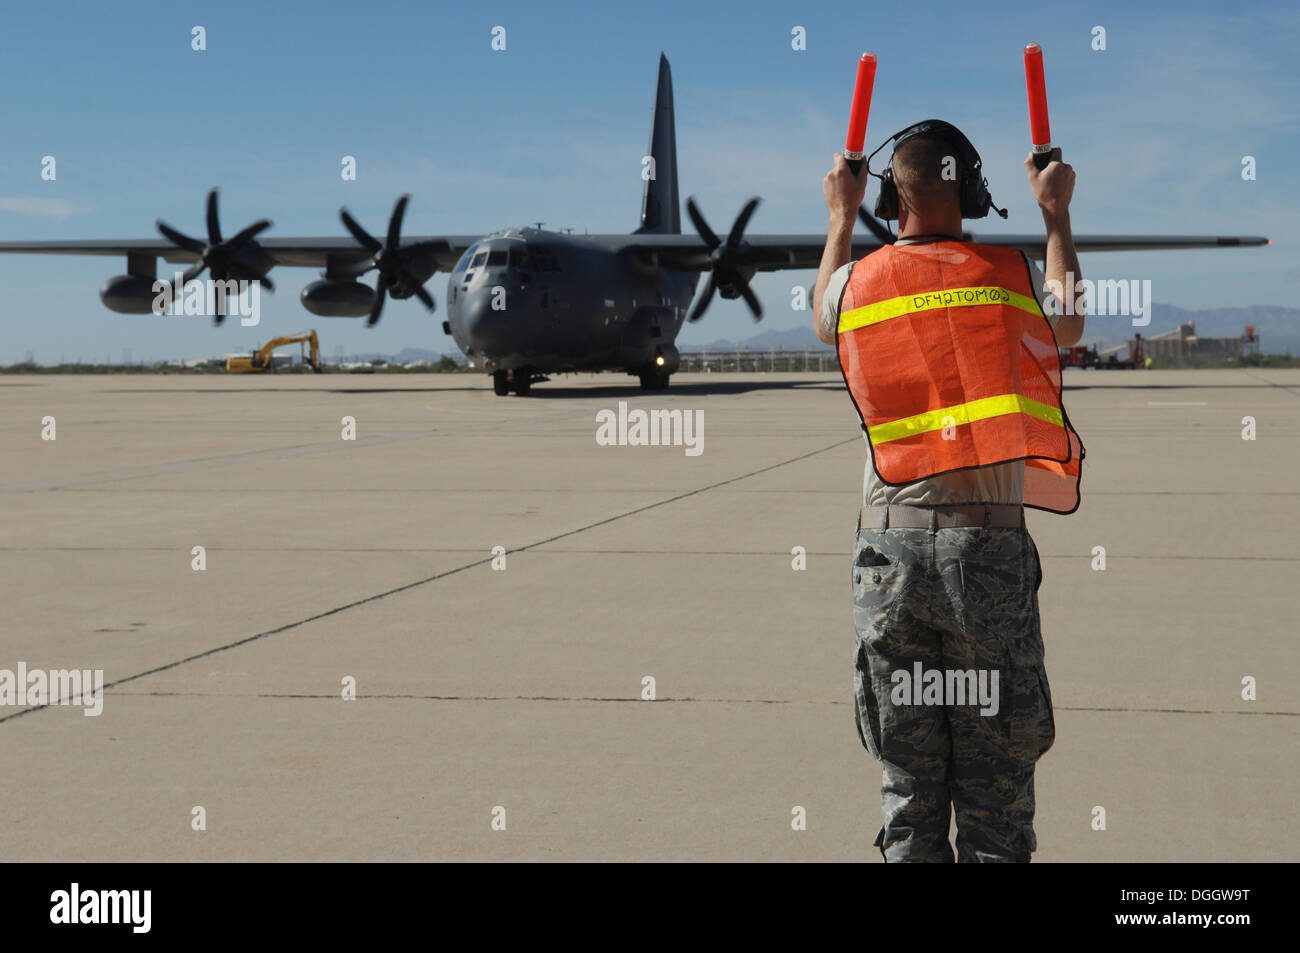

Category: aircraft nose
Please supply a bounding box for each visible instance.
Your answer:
[460,290,511,353]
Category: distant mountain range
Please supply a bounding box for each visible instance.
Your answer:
[680,326,833,352]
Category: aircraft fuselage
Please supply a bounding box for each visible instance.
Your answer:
[445,228,698,378]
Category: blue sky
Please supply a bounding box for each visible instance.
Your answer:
[0,0,1295,362]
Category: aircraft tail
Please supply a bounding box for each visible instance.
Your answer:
[635,53,680,235]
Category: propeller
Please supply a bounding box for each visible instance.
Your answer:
[156,189,275,325]
[683,196,763,323]
[336,194,436,326]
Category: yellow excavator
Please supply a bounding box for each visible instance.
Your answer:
[227,330,323,373]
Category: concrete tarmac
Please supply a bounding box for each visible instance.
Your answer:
[1,369,1296,861]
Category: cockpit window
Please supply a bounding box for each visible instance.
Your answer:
[469,252,487,269]
[487,249,507,267]
[452,245,478,273]
[509,247,530,269]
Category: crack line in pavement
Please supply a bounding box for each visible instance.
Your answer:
[1242,368,1300,399]
[0,436,859,725]
[0,402,613,494]
[96,691,1300,717]
[3,547,1297,562]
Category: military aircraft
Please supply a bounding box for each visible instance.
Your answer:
[0,54,1269,395]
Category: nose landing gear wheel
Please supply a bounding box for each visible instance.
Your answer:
[492,370,509,396]
[512,366,532,396]
[638,370,670,390]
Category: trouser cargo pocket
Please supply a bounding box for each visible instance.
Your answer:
[1008,663,1056,761]
[853,640,884,761]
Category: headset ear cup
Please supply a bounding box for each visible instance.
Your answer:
[874,169,899,220]
[961,174,991,219]
[959,173,978,218]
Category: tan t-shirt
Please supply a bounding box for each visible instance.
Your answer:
[821,240,1061,506]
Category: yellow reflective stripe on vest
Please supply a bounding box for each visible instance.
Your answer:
[839,285,1042,334]
[868,394,1063,444]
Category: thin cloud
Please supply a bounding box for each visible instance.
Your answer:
[0,195,93,219]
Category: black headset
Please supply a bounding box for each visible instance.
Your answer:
[868,119,1007,222]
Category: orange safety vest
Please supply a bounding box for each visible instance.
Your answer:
[836,241,1083,514]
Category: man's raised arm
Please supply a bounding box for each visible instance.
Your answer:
[814,152,867,346]
[1026,148,1084,347]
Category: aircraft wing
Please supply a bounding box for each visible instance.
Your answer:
[601,233,1271,272]
[0,233,1268,272]
[0,237,483,269]
[0,233,1267,272]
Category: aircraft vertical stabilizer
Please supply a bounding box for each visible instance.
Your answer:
[635,53,680,235]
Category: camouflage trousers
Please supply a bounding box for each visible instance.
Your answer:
[851,519,1055,862]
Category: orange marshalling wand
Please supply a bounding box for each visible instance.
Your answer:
[844,52,877,174]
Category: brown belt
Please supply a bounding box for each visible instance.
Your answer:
[859,503,1025,530]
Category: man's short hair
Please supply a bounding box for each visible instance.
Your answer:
[892,134,963,210]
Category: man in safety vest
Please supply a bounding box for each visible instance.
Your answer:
[812,121,1083,862]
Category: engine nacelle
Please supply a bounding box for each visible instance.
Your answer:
[651,342,680,375]
[301,279,376,317]
[99,275,163,314]
[617,305,679,370]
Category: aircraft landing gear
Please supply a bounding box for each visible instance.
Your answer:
[512,366,533,396]
[492,366,545,395]
[638,370,670,390]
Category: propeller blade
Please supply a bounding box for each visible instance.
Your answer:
[386,194,410,249]
[340,209,383,254]
[726,197,761,249]
[685,197,720,248]
[156,222,205,255]
[205,189,221,245]
[409,282,435,311]
[181,262,207,284]
[857,205,895,245]
[688,277,716,323]
[225,219,273,254]
[367,284,387,327]
[738,280,763,319]
[255,274,275,294]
